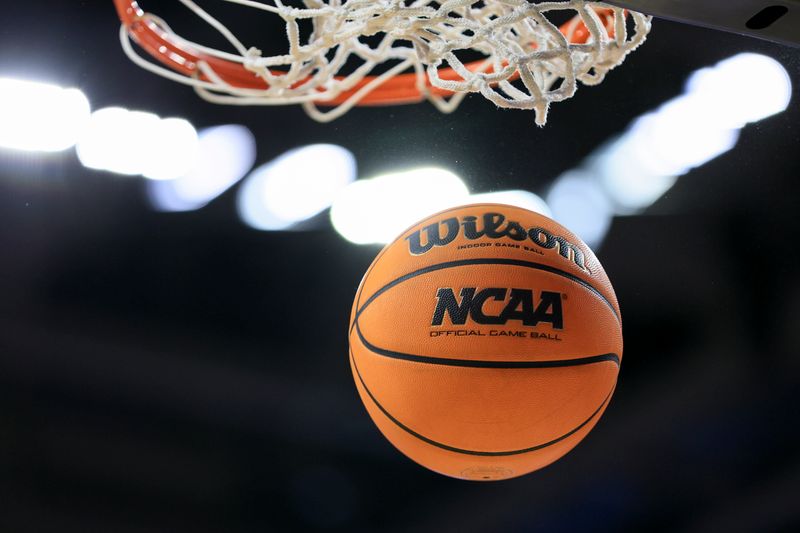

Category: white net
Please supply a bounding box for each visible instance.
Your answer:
[119,0,652,125]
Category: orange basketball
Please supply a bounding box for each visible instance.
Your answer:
[349,203,622,481]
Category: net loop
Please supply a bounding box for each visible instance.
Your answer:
[115,0,651,124]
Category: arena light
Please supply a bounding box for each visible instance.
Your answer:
[685,53,792,128]
[597,114,739,213]
[587,53,789,215]
[594,140,679,214]
[331,168,469,245]
[76,107,127,172]
[141,118,199,180]
[77,108,155,175]
[0,77,90,152]
[468,190,552,217]
[76,107,198,179]
[634,97,741,175]
[546,171,613,249]
[238,144,356,231]
[148,125,257,212]
[597,98,741,212]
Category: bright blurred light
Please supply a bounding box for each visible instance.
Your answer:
[635,98,741,175]
[594,90,743,213]
[148,125,256,212]
[76,107,198,179]
[77,108,157,175]
[0,78,90,152]
[547,171,613,249]
[141,118,199,180]
[595,141,679,213]
[597,116,739,213]
[468,190,552,217]
[586,53,788,216]
[686,53,792,128]
[239,144,356,230]
[331,167,469,245]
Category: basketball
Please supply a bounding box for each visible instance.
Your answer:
[349,203,622,481]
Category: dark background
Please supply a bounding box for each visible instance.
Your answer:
[1,2,799,531]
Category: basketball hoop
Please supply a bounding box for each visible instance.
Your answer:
[114,1,651,125]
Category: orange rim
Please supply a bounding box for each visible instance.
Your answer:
[114,0,617,106]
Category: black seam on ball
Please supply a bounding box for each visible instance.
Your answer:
[350,348,615,457]
[355,321,620,368]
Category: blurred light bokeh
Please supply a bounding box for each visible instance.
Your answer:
[0,77,90,152]
[238,144,356,231]
[76,107,198,180]
[148,125,256,212]
[331,167,469,244]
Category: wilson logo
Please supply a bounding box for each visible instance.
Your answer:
[406,212,587,270]
[432,288,564,329]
